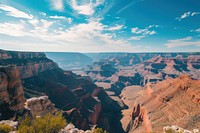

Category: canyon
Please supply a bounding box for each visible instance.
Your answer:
[0,49,125,133]
[0,49,200,133]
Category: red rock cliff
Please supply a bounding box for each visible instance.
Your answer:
[0,66,25,120]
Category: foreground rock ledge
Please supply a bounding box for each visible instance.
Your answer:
[163,125,199,133]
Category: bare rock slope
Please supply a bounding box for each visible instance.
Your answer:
[120,76,200,132]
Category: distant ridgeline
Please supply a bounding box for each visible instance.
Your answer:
[46,52,93,70]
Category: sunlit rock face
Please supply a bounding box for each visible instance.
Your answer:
[163,125,199,133]
[120,76,200,133]
[0,120,18,130]
[0,49,58,79]
[25,96,56,116]
[0,66,25,120]
[59,123,92,133]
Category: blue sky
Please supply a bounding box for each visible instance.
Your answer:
[0,0,200,52]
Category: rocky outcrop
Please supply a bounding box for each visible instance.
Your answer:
[126,104,152,133]
[60,123,92,133]
[163,125,199,133]
[25,96,56,116]
[0,120,18,130]
[0,66,25,120]
[121,76,200,132]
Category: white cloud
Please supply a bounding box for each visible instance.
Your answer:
[190,28,200,33]
[0,23,26,36]
[168,37,192,43]
[49,15,66,19]
[0,4,33,19]
[41,19,54,29]
[28,19,39,27]
[196,28,200,32]
[191,12,200,16]
[49,15,72,24]
[70,0,104,16]
[148,25,159,28]
[129,36,145,40]
[149,30,157,35]
[50,0,64,11]
[39,12,47,16]
[176,11,200,21]
[165,37,200,48]
[131,26,157,35]
[107,25,123,31]
[130,26,158,40]
[0,18,140,52]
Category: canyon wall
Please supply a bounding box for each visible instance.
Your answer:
[0,66,25,120]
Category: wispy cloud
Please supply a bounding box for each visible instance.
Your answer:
[165,37,200,48]
[176,11,200,21]
[0,4,33,19]
[131,25,157,35]
[116,0,144,14]
[107,25,124,31]
[70,0,104,16]
[191,12,200,16]
[129,36,145,40]
[0,16,139,52]
[50,0,64,11]
[0,22,25,36]
[130,25,158,40]
[131,27,157,35]
[190,28,200,33]
[49,15,72,24]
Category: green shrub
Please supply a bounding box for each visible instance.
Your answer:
[18,112,66,133]
[0,124,12,133]
[92,127,109,133]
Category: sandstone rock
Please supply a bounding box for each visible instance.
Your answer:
[121,76,200,132]
[25,96,56,116]
[0,49,58,79]
[0,120,18,130]
[163,125,199,133]
[0,66,25,120]
[60,123,92,133]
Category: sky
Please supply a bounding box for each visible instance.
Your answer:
[0,0,200,52]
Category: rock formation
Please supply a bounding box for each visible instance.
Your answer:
[0,120,18,130]
[25,96,56,116]
[121,76,200,132]
[163,125,199,133]
[133,55,200,84]
[0,66,25,120]
[0,49,58,79]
